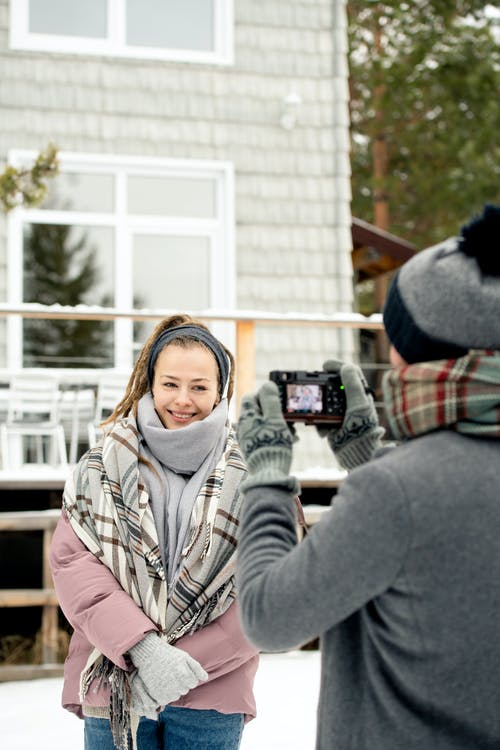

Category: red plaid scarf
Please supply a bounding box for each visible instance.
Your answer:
[383,350,500,440]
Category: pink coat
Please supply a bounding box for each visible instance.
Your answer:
[49,511,259,720]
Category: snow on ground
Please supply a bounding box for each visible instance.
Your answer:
[0,650,320,749]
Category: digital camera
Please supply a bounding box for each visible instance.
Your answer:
[269,370,346,425]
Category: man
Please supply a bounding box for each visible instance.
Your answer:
[235,205,500,749]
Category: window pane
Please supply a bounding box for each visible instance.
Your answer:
[126,0,214,51]
[40,172,115,213]
[29,0,107,38]
[128,175,216,217]
[23,223,114,368]
[132,234,210,344]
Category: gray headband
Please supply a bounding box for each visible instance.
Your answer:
[147,324,230,395]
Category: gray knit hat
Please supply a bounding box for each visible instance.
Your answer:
[383,204,500,364]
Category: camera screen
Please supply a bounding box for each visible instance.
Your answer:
[285,384,323,414]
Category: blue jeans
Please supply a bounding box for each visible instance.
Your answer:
[84,707,244,750]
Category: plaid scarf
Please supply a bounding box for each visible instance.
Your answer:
[383,350,500,440]
[63,415,246,749]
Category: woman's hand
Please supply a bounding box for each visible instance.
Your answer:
[129,633,208,709]
[129,672,160,719]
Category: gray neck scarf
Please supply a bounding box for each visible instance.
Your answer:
[136,392,228,585]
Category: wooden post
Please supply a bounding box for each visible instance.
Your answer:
[40,527,58,664]
[235,321,256,416]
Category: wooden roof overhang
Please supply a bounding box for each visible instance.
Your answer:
[351,217,418,281]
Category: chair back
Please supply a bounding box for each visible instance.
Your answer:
[87,372,130,448]
[1,373,67,469]
[93,373,130,425]
[6,374,61,424]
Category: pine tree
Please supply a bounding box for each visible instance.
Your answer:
[348,1,500,248]
[23,223,113,368]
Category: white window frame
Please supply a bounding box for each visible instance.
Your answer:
[6,151,235,376]
[9,0,234,65]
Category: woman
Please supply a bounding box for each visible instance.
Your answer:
[50,314,259,750]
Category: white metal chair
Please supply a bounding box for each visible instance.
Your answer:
[87,373,130,447]
[59,387,96,464]
[0,373,68,470]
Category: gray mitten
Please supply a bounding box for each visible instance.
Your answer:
[128,671,160,720]
[319,360,384,470]
[129,633,207,709]
[237,381,300,494]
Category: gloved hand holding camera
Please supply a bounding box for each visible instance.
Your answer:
[318,360,384,471]
[237,382,300,495]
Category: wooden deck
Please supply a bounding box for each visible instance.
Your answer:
[0,507,61,681]
[0,469,67,490]
[0,467,343,681]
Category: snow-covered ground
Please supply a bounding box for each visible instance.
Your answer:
[0,650,320,749]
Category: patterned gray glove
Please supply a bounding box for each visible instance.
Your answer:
[319,360,384,470]
[128,671,160,720]
[129,633,207,709]
[237,381,300,494]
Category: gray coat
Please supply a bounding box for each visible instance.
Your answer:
[237,431,500,749]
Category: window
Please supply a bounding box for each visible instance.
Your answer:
[6,152,235,372]
[10,0,233,65]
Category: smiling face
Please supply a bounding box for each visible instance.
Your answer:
[151,343,220,429]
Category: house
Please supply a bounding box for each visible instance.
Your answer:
[0,0,356,470]
[0,4,424,673]
[0,0,357,671]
